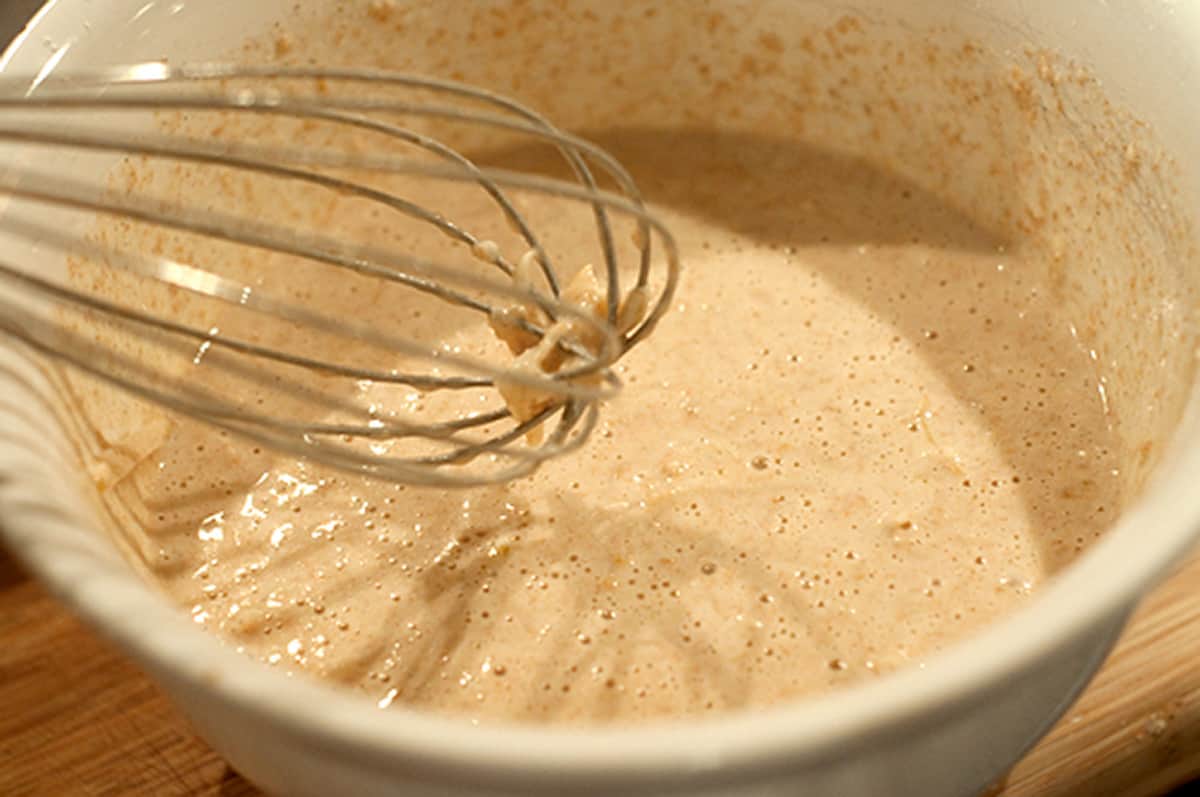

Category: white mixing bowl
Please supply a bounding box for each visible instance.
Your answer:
[2,1,1200,795]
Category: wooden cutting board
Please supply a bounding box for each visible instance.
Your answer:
[2,544,1198,797]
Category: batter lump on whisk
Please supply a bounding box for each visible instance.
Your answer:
[489,256,647,434]
[103,124,1123,724]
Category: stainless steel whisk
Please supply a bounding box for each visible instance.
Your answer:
[0,63,679,486]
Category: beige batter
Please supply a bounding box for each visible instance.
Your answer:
[91,127,1120,724]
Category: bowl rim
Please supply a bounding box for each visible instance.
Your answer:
[3,0,1200,786]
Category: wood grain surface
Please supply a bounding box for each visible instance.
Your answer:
[1,543,1198,797]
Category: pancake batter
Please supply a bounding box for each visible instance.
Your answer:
[96,129,1122,724]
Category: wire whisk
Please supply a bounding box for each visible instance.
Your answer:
[0,62,679,486]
